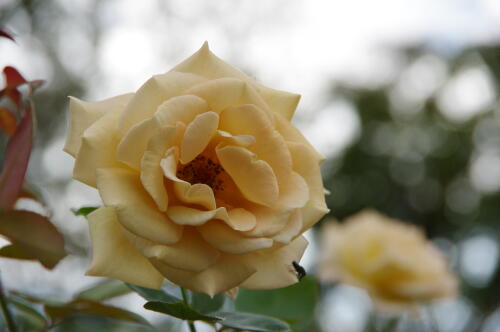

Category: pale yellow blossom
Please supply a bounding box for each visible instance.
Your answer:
[319,210,457,313]
[65,43,328,295]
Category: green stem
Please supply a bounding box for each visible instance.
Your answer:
[0,276,16,332]
[180,287,196,332]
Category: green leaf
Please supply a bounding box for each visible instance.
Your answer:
[143,301,221,323]
[9,295,47,328]
[72,206,99,217]
[217,312,291,332]
[126,284,180,304]
[235,276,319,328]
[190,292,225,314]
[44,299,149,326]
[77,280,131,302]
[0,210,67,269]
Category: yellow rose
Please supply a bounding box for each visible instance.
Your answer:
[319,210,457,312]
[64,43,328,295]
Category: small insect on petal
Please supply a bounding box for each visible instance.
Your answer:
[292,261,306,281]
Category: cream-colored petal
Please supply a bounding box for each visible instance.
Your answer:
[173,182,216,211]
[216,130,256,146]
[160,148,217,210]
[64,93,133,157]
[180,111,219,164]
[274,112,325,162]
[276,171,309,209]
[120,125,185,173]
[117,118,160,169]
[155,94,209,126]
[151,253,256,296]
[160,147,180,181]
[198,221,273,254]
[216,145,279,207]
[86,207,164,289]
[124,229,220,273]
[73,109,125,187]
[220,104,292,184]
[141,151,168,211]
[186,78,269,114]
[167,206,219,226]
[118,94,207,169]
[96,168,182,245]
[240,236,308,289]
[272,209,303,244]
[173,42,298,119]
[287,142,329,231]
[243,207,292,237]
[147,124,185,155]
[226,208,257,232]
[172,42,249,80]
[140,125,184,211]
[254,82,301,121]
[166,206,256,232]
[118,71,207,134]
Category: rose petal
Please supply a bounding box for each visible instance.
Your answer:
[116,118,159,170]
[151,253,256,296]
[118,71,206,134]
[173,42,298,119]
[118,94,206,169]
[140,125,184,211]
[64,93,133,157]
[216,145,279,207]
[166,206,219,226]
[86,207,164,289]
[287,142,329,231]
[180,111,219,164]
[198,221,273,254]
[216,130,256,147]
[272,209,303,244]
[275,171,309,209]
[240,236,308,289]
[73,109,126,187]
[173,182,217,211]
[155,94,209,126]
[274,112,325,162]
[166,206,256,232]
[96,168,182,245]
[254,82,301,121]
[160,148,217,210]
[243,206,292,237]
[219,104,292,185]
[124,229,220,273]
[141,151,169,212]
[186,78,269,114]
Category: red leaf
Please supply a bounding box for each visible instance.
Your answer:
[4,66,27,88]
[0,210,66,269]
[0,107,17,136]
[0,106,33,210]
[0,29,15,42]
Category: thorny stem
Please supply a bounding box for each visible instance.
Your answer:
[0,273,16,332]
[180,287,196,332]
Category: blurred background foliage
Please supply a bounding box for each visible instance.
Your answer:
[1,0,500,331]
[321,44,500,331]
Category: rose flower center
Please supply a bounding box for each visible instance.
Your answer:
[176,155,225,192]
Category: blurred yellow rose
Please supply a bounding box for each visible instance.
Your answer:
[319,210,457,312]
[64,43,328,295]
